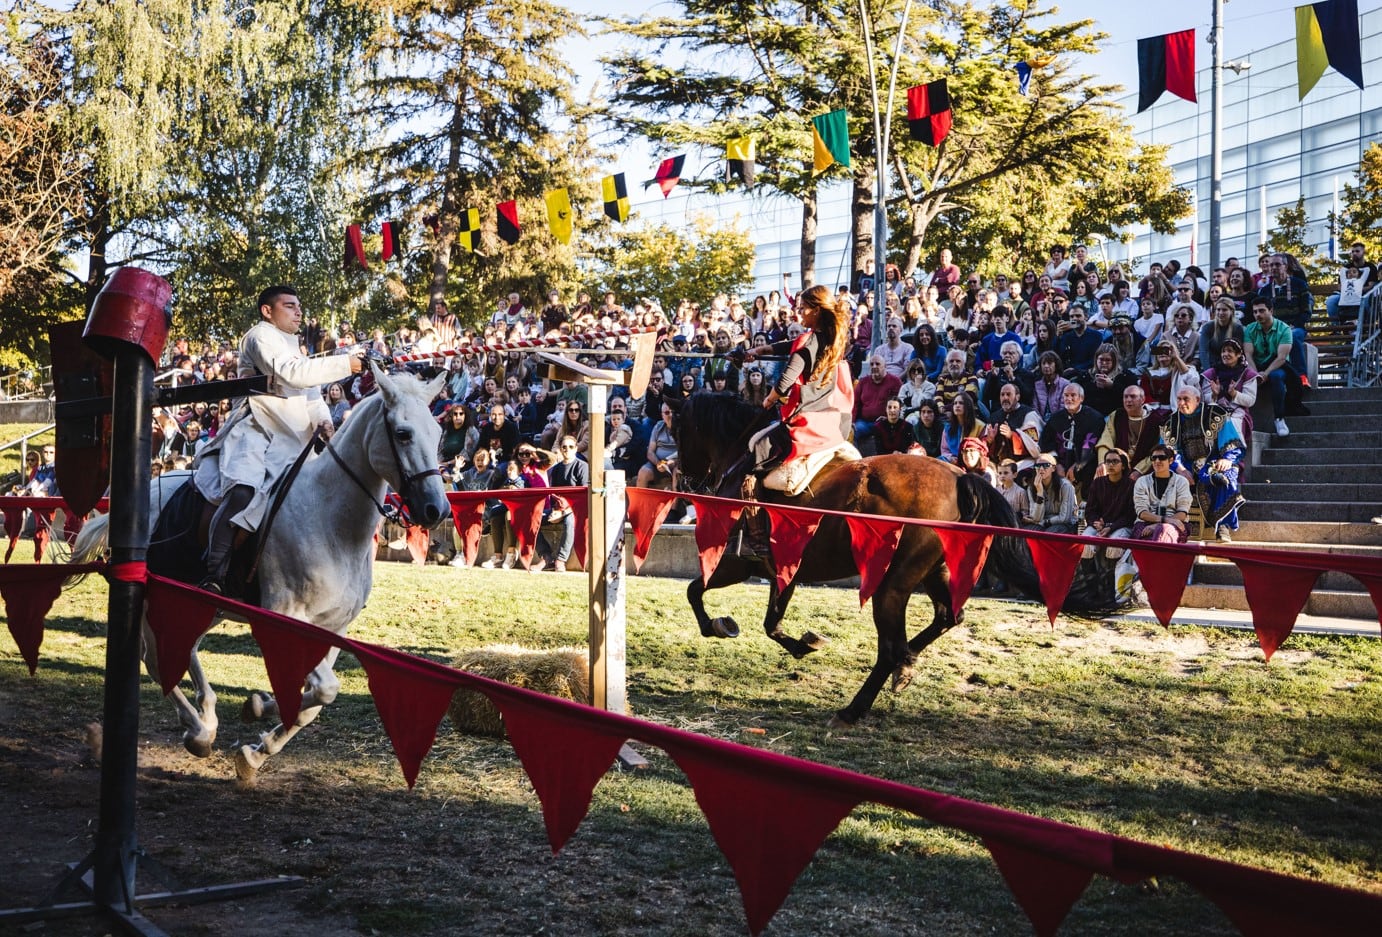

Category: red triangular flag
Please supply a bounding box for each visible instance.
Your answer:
[1027,537,1084,624]
[498,494,544,567]
[1128,546,1196,627]
[934,527,994,613]
[1232,559,1321,659]
[845,516,905,606]
[355,643,462,788]
[246,612,336,729]
[690,497,744,585]
[626,489,676,572]
[3,507,24,562]
[1357,574,1382,630]
[448,497,487,567]
[650,155,685,198]
[144,578,219,694]
[343,223,368,271]
[983,838,1094,936]
[665,742,859,935]
[0,567,66,674]
[489,689,626,853]
[764,506,822,593]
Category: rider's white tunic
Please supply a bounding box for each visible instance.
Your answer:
[193,320,352,530]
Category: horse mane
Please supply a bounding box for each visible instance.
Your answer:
[681,391,759,442]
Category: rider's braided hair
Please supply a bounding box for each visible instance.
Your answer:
[798,284,850,389]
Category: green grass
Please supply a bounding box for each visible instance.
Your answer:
[0,422,55,487]
[1,563,1379,935]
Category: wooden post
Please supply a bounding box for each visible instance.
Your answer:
[586,383,611,710]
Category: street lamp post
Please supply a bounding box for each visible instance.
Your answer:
[1208,0,1250,271]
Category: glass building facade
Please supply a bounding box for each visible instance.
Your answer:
[631,8,1381,295]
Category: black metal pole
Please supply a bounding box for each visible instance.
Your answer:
[93,349,154,910]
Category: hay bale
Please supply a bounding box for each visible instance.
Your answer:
[447,645,590,738]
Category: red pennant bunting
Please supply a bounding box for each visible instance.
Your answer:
[665,741,859,935]
[1232,559,1321,659]
[845,516,905,606]
[448,497,486,567]
[1128,546,1195,627]
[1027,537,1085,625]
[764,506,822,593]
[690,498,744,585]
[934,528,994,613]
[355,644,462,788]
[984,838,1094,936]
[3,507,23,562]
[1358,575,1382,633]
[489,691,626,854]
[0,566,66,674]
[144,578,219,695]
[405,524,430,564]
[626,489,676,572]
[568,492,589,570]
[498,494,545,567]
[246,612,336,728]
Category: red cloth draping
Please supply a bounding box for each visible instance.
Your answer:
[144,578,219,695]
[498,493,546,567]
[353,641,463,788]
[489,690,627,854]
[246,613,336,728]
[1232,559,1322,659]
[935,528,994,612]
[764,506,821,593]
[845,515,905,606]
[567,495,589,570]
[626,487,676,571]
[2,507,23,563]
[0,566,65,674]
[984,838,1094,937]
[1028,536,1085,625]
[688,496,744,585]
[107,561,148,583]
[448,497,486,567]
[664,739,861,935]
[1129,545,1196,628]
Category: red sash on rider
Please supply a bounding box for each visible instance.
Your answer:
[781,333,854,462]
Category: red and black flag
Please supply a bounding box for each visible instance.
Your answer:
[496,200,521,245]
[343,224,368,271]
[906,79,952,147]
[647,155,685,198]
[380,220,402,262]
[1137,29,1197,112]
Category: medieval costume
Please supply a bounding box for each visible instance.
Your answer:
[1161,399,1246,537]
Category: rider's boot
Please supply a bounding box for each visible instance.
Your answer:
[202,484,253,594]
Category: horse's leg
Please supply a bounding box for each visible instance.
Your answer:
[760,581,828,659]
[893,565,963,693]
[687,556,755,639]
[185,647,218,750]
[235,647,342,782]
[832,585,914,727]
[141,622,216,757]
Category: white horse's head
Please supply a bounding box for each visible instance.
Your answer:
[366,362,450,529]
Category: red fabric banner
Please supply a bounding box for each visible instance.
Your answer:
[1164,28,1198,103]
[1232,559,1321,659]
[665,741,860,935]
[1129,546,1196,628]
[1028,537,1085,625]
[984,838,1094,936]
[689,497,744,585]
[568,494,589,570]
[0,566,65,674]
[343,223,368,271]
[935,528,994,612]
[626,488,676,571]
[764,506,821,593]
[490,691,627,854]
[448,498,486,567]
[352,641,462,788]
[498,494,545,567]
[246,613,336,728]
[144,577,219,695]
[3,507,25,563]
[845,515,905,606]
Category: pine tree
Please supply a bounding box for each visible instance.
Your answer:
[1332,142,1382,263]
[1260,196,1325,282]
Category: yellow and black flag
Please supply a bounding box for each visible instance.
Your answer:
[545,188,573,245]
[456,208,481,253]
[602,173,630,223]
[726,135,756,185]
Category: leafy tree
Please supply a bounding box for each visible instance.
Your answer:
[1260,195,1325,282]
[590,217,756,308]
[1330,141,1382,263]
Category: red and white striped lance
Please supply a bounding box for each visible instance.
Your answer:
[392,327,657,363]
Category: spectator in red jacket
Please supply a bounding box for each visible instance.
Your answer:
[852,354,902,453]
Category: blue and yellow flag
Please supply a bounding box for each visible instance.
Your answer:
[1296,0,1364,99]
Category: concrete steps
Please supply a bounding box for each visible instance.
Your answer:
[1182,583,1375,619]
[1260,447,1378,466]
[1241,482,1382,502]
[1237,500,1381,523]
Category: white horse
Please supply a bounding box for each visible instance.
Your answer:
[72,364,450,781]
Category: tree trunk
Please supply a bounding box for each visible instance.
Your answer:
[851,164,875,284]
[799,190,817,289]
[85,193,111,314]
[429,104,466,308]
[903,196,941,280]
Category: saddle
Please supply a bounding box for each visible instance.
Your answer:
[149,481,262,604]
[761,442,862,496]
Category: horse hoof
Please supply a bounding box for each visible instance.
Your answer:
[710,616,740,639]
[235,745,266,783]
[241,691,278,723]
[800,630,829,651]
[183,730,215,758]
[891,664,914,693]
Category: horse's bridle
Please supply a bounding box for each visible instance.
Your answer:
[323,407,441,528]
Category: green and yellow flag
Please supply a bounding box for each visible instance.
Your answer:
[726,135,757,185]
[811,109,850,176]
[602,173,630,223]
[545,188,573,245]
[456,208,481,253]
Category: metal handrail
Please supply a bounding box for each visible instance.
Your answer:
[1347,284,1382,387]
[0,424,56,478]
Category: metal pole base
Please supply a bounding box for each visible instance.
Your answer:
[0,851,304,936]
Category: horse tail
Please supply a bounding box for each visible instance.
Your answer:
[67,512,111,583]
[956,474,1118,613]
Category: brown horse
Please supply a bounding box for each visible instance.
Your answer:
[670,392,1052,725]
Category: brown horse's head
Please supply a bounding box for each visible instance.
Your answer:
[671,391,758,493]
